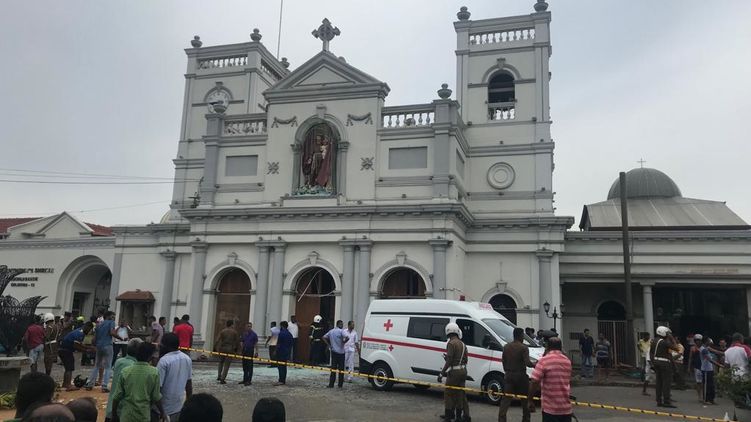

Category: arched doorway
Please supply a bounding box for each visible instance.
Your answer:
[294,267,336,363]
[489,294,517,324]
[70,265,112,318]
[379,268,426,299]
[213,269,251,341]
[597,300,626,366]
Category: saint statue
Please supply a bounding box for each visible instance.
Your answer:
[298,124,337,195]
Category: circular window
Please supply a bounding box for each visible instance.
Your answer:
[487,162,515,190]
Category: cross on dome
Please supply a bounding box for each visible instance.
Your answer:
[638,158,647,168]
[312,18,341,51]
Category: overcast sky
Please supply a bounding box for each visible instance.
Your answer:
[1,0,749,226]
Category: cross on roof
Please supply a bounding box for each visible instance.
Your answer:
[637,158,647,168]
[312,18,340,52]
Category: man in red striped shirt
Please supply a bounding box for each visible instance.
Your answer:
[528,337,573,422]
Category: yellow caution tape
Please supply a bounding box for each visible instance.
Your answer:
[180,347,728,421]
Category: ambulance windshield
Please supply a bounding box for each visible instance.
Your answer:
[482,318,540,348]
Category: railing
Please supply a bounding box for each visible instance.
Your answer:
[488,102,516,121]
[223,116,267,136]
[260,60,282,81]
[198,55,248,70]
[382,104,435,128]
[470,28,535,45]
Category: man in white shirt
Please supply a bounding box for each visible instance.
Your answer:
[725,332,750,378]
[156,333,193,421]
[289,315,299,363]
[344,320,360,382]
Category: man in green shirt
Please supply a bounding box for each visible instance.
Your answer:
[106,338,142,421]
[111,342,167,422]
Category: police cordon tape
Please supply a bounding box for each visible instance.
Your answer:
[179,347,730,422]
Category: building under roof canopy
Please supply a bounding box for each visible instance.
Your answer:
[580,168,749,231]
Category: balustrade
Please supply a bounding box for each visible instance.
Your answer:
[488,102,516,121]
[382,105,435,128]
[470,28,535,45]
[260,60,282,81]
[198,55,248,70]
[223,117,267,136]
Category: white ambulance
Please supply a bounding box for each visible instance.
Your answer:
[359,299,543,403]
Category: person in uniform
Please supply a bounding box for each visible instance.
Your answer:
[498,327,534,422]
[42,313,60,376]
[309,315,325,365]
[650,326,680,408]
[440,322,470,422]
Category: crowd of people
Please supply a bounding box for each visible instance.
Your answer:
[576,326,751,409]
[11,308,363,421]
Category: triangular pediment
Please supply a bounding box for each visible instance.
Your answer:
[264,50,389,102]
[7,212,95,239]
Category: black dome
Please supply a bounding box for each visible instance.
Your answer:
[607,168,682,200]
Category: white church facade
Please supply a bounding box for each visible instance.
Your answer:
[1,2,750,360]
[111,3,568,353]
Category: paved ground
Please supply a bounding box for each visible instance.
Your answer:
[1,362,743,421]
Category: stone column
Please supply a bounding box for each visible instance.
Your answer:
[339,242,355,323]
[253,245,271,337]
[355,242,372,331]
[199,113,223,205]
[642,282,655,335]
[537,249,553,328]
[267,242,286,327]
[159,251,177,319]
[189,242,208,337]
[108,252,124,312]
[430,239,451,299]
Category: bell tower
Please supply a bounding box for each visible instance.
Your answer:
[453,1,554,215]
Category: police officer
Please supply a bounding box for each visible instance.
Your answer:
[499,327,534,422]
[309,315,325,365]
[440,323,470,422]
[650,326,680,408]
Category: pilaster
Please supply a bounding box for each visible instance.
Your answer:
[429,239,451,299]
[339,241,356,323]
[536,249,554,329]
[190,242,208,337]
[253,244,271,336]
[355,241,373,331]
[159,251,177,319]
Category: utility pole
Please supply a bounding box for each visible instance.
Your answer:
[619,172,635,366]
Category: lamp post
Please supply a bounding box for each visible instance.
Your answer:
[543,301,564,333]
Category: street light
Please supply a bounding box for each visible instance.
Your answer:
[543,301,564,332]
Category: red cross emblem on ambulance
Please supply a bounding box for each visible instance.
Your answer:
[383,319,394,331]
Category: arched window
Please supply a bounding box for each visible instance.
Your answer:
[488,72,515,121]
[380,268,426,299]
[489,293,517,324]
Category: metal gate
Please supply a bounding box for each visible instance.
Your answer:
[597,320,627,366]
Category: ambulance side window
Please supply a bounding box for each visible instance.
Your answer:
[456,319,494,349]
[407,317,449,342]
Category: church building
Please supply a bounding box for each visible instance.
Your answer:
[110,1,570,352]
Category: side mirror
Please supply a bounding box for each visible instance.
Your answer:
[488,341,503,351]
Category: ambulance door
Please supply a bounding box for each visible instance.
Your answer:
[405,316,449,383]
[456,318,499,390]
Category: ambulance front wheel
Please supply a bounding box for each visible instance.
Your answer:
[369,362,395,391]
[483,373,504,405]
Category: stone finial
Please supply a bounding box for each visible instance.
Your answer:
[437,83,452,99]
[250,28,262,42]
[210,102,227,114]
[312,18,341,51]
[457,6,471,21]
[191,35,202,48]
[280,57,290,68]
[534,0,549,12]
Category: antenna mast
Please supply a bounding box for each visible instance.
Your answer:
[276,0,284,58]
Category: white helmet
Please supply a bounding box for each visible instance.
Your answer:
[656,326,671,337]
[43,313,55,323]
[313,315,322,323]
[445,322,462,339]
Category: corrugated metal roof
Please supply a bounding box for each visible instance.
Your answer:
[580,197,749,230]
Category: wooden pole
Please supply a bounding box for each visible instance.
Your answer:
[619,172,635,366]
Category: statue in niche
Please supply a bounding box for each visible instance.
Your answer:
[297,123,337,195]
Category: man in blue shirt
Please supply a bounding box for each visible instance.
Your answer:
[274,321,294,385]
[700,337,720,405]
[323,320,349,388]
[58,322,95,391]
[86,311,121,392]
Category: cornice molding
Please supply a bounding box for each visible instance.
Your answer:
[0,237,115,250]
